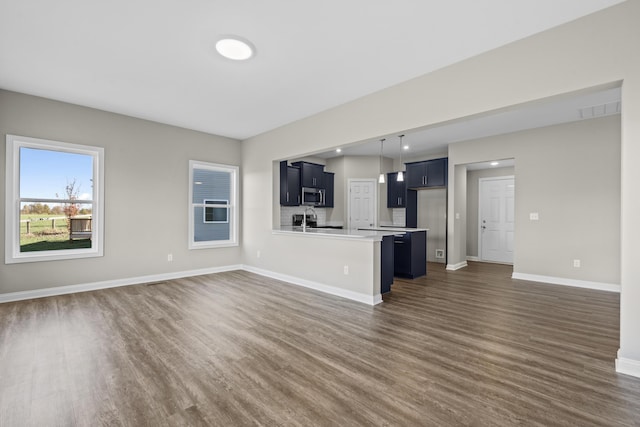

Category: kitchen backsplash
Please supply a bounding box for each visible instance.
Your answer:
[280,206,327,226]
[392,208,406,227]
[281,206,400,227]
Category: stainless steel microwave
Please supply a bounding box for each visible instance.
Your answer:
[301,187,326,206]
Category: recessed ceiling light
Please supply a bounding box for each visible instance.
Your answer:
[336,148,342,153]
[215,37,254,61]
[490,161,500,166]
[403,145,409,150]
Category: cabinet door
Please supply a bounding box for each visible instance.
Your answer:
[381,235,394,294]
[425,158,447,187]
[406,162,426,188]
[394,234,411,276]
[279,161,291,205]
[310,164,325,188]
[387,173,406,207]
[324,172,334,207]
[280,162,300,206]
[295,162,325,188]
[300,163,315,187]
[287,167,301,205]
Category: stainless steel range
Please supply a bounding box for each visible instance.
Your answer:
[292,213,317,228]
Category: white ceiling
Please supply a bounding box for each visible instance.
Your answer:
[317,86,621,160]
[0,0,625,140]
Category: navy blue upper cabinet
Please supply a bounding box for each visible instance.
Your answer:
[406,158,448,189]
[279,161,301,206]
[292,161,325,188]
[387,172,406,208]
[324,172,335,207]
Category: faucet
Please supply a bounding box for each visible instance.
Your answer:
[302,207,316,232]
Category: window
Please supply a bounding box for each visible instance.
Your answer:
[5,135,104,263]
[203,199,229,223]
[189,161,238,249]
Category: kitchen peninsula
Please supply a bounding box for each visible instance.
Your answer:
[273,226,428,297]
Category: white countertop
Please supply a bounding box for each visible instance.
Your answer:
[358,227,429,232]
[273,226,400,241]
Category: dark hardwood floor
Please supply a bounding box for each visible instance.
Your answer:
[1,262,639,426]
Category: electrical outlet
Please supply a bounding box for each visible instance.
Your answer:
[435,249,445,259]
[167,253,173,262]
[343,265,349,275]
[257,250,261,258]
[573,259,581,268]
[529,212,539,221]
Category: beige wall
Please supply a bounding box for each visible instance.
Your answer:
[325,155,393,226]
[466,166,516,258]
[450,116,620,283]
[242,2,640,366]
[417,188,447,263]
[0,90,242,294]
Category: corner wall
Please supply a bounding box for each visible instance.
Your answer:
[449,116,621,285]
[0,90,242,295]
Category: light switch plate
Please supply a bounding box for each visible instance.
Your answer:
[529,212,539,220]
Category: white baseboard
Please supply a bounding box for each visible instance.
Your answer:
[243,265,382,306]
[0,265,243,304]
[446,261,468,271]
[466,256,480,262]
[0,263,381,307]
[511,272,620,293]
[616,352,640,378]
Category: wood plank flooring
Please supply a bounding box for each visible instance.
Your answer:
[1,262,639,426]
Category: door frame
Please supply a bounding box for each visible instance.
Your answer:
[347,178,378,230]
[478,175,515,263]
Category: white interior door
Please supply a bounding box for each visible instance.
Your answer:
[479,177,515,264]
[348,180,376,230]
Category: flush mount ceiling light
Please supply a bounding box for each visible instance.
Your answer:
[215,37,255,61]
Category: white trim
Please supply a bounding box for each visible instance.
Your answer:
[243,265,382,306]
[466,256,481,262]
[446,261,468,271]
[0,265,243,304]
[511,272,620,293]
[0,264,382,306]
[347,178,377,230]
[188,160,239,249]
[5,134,105,264]
[202,199,229,224]
[616,352,640,378]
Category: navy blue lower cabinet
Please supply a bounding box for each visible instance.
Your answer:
[380,235,394,294]
[393,231,427,279]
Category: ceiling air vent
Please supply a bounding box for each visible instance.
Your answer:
[579,100,621,119]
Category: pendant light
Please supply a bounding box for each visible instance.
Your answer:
[397,134,405,182]
[378,138,386,184]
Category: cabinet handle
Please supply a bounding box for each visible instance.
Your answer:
[398,197,402,205]
[286,191,289,202]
